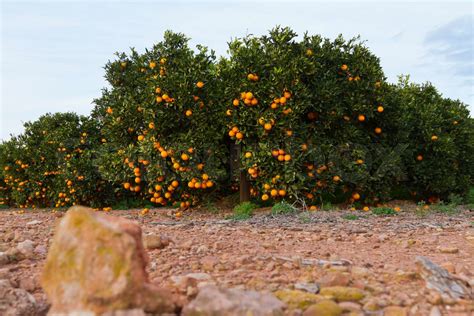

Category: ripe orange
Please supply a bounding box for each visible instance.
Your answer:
[284,154,291,161]
[278,189,286,196]
[137,135,145,141]
[196,81,204,88]
[341,64,348,71]
[245,92,253,99]
[233,99,239,106]
[181,153,189,161]
[245,152,252,158]
[416,155,423,161]
[123,183,131,189]
[306,49,313,56]
[149,61,156,69]
[171,180,179,188]
[161,151,168,158]
[333,175,341,182]
[356,159,364,165]
[247,73,255,81]
[363,206,370,212]
[352,193,360,200]
[261,194,269,201]
[148,122,155,129]
[185,110,193,117]
[156,96,163,103]
[270,189,278,197]
[236,132,243,139]
[264,123,272,131]
[377,106,384,113]
[431,135,438,141]
[135,177,141,184]
[226,109,232,116]
[106,107,113,114]
[358,114,365,122]
[279,97,287,104]
[375,127,382,134]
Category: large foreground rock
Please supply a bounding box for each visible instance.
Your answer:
[182,284,286,316]
[41,206,176,315]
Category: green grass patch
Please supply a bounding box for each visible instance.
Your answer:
[342,214,359,220]
[229,201,256,220]
[271,201,297,215]
[372,207,397,216]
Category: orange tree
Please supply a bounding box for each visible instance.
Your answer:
[92,31,228,208]
[387,77,474,200]
[219,27,402,208]
[0,113,110,208]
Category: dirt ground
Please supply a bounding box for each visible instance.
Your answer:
[0,204,473,315]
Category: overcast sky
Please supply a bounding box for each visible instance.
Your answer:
[1,0,473,140]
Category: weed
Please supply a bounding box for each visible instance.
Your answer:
[372,207,397,216]
[343,214,359,220]
[230,201,256,220]
[271,201,297,215]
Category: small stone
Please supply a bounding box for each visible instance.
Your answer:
[338,301,361,312]
[319,286,365,302]
[200,256,219,271]
[303,300,342,316]
[384,306,408,316]
[182,285,285,316]
[26,220,42,226]
[143,234,170,250]
[17,240,35,258]
[274,289,324,310]
[429,306,442,316]
[363,297,383,311]
[19,277,36,292]
[294,282,320,294]
[438,247,459,254]
[318,272,351,287]
[34,245,47,256]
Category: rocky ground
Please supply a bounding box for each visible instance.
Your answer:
[0,204,473,315]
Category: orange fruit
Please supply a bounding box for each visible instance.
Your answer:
[309,205,318,211]
[161,151,168,158]
[352,193,360,200]
[374,127,382,134]
[236,132,243,140]
[261,194,269,201]
[149,61,156,69]
[358,114,365,122]
[245,92,253,99]
[106,107,113,114]
[247,73,255,81]
[431,135,438,141]
[341,64,348,71]
[416,155,423,161]
[284,91,291,99]
[306,49,313,56]
[156,96,163,103]
[185,109,193,117]
[245,152,252,158]
[171,180,179,188]
[196,81,204,88]
[279,97,287,104]
[232,99,239,106]
[264,123,272,131]
[270,189,278,197]
[333,175,341,182]
[135,177,141,184]
[377,106,384,113]
[148,122,155,129]
[363,206,369,211]
[356,159,364,165]
[284,154,291,161]
[278,189,286,196]
[181,153,189,161]
[123,183,131,190]
[226,109,232,116]
[137,135,145,141]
